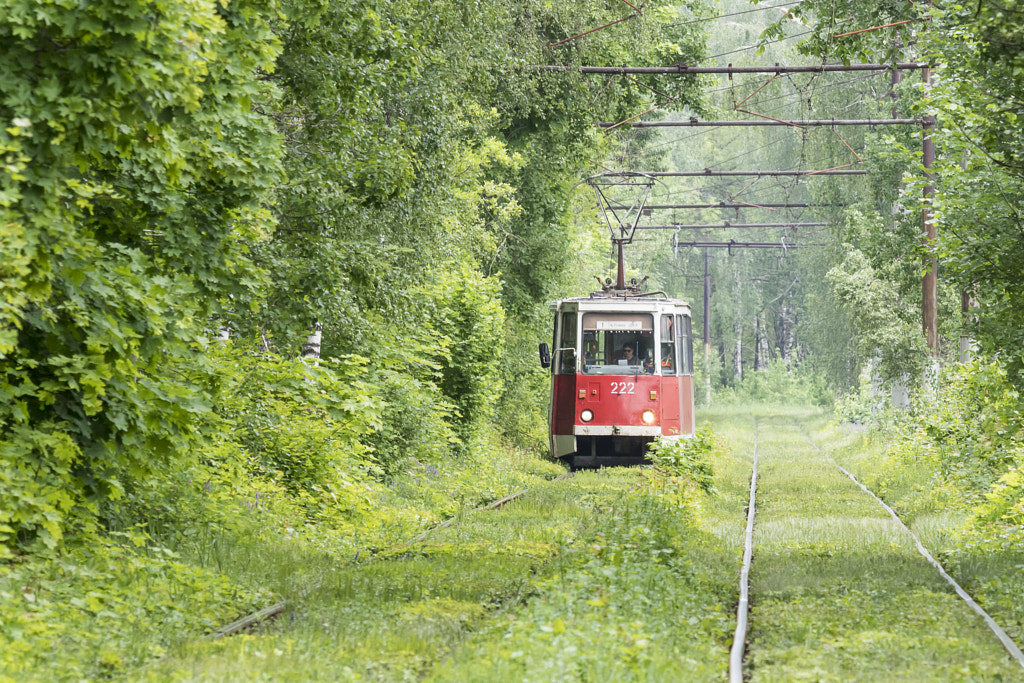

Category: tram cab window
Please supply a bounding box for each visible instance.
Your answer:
[677,314,694,376]
[581,313,654,374]
[660,314,676,376]
[556,311,577,375]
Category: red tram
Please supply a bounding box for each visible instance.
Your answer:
[540,282,695,469]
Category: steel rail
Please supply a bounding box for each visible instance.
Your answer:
[640,222,828,229]
[599,118,920,127]
[799,430,1024,670]
[730,421,759,682]
[534,63,928,74]
[209,472,576,639]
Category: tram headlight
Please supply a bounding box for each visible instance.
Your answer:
[580,409,594,423]
[641,410,656,425]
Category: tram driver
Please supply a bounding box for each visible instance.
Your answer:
[619,344,639,365]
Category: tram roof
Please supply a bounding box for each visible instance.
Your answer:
[551,293,691,312]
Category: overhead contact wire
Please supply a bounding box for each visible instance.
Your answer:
[668,1,802,27]
[548,0,648,47]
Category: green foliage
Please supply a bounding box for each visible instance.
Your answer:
[0,534,273,683]
[974,458,1024,529]
[858,357,1024,542]
[647,427,719,495]
[833,364,892,426]
[0,0,717,675]
[0,0,282,553]
[493,319,551,452]
[369,366,459,478]
[434,267,506,443]
[902,359,1023,505]
[717,360,833,409]
[828,243,928,386]
[93,342,390,561]
[767,0,1024,388]
[209,345,381,493]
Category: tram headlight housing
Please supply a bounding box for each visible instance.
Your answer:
[580,409,594,423]
[641,410,656,425]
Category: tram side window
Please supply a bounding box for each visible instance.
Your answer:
[557,312,577,375]
[677,314,694,375]
[660,314,676,376]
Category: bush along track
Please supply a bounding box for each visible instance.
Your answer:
[145,454,736,681]
[704,407,1023,681]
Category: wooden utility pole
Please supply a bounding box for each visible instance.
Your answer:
[922,107,938,355]
[704,248,712,407]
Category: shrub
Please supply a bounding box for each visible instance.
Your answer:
[647,427,719,495]
[433,266,506,445]
[717,359,832,408]
[974,456,1024,527]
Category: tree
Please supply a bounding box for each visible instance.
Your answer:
[0,0,283,552]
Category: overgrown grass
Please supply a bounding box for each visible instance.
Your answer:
[428,469,738,682]
[0,539,274,683]
[704,407,1022,681]
[831,420,1024,649]
[136,476,584,680]
[139,464,738,681]
[0,434,565,682]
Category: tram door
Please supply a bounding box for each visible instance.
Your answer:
[550,308,578,457]
[659,313,682,435]
[677,313,695,434]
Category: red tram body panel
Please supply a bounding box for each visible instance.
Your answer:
[546,294,696,468]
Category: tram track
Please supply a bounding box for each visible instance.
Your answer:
[723,414,1024,680]
[795,425,1024,671]
[174,416,1024,678]
[209,471,575,640]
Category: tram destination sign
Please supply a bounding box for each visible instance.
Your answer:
[596,320,644,331]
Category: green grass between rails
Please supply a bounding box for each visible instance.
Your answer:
[704,406,1022,682]
[0,439,572,682]
[138,477,584,681]
[427,469,738,682]
[829,418,1024,665]
[140,468,738,681]
[14,404,1022,682]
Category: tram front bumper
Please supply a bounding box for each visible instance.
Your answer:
[573,425,662,437]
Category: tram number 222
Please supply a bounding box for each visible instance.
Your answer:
[609,381,635,395]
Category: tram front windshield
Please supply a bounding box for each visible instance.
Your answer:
[581,312,655,374]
